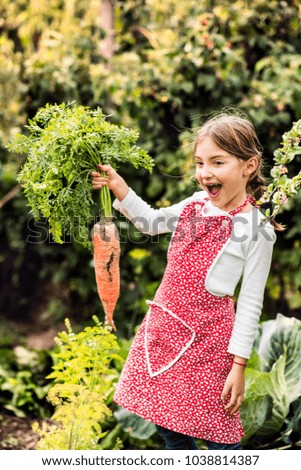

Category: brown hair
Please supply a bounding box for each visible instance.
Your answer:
[194,111,284,231]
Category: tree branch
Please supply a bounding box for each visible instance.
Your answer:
[0,184,21,209]
[100,0,115,66]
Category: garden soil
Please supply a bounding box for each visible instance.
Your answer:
[0,412,40,450]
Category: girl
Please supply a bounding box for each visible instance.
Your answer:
[91,112,277,450]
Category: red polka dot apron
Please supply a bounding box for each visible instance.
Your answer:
[114,197,253,443]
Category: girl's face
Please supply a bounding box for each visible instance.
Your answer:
[195,137,258,212]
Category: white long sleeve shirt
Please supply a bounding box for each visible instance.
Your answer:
[113,189,276,358]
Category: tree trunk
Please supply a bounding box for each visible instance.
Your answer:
[100,0,115,67]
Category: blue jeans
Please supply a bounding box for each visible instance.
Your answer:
[156,425,242,450]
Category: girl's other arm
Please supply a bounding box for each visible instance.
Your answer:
[222,223,276,414]
[228,224,276,358]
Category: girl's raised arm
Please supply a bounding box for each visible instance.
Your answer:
[91,164,205,236]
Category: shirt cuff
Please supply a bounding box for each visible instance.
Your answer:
[227,343,252,360]
[112,188,136,212]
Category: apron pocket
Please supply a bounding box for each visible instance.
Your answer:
[145,300,196,378]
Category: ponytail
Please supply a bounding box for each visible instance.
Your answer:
[247,173,266,201]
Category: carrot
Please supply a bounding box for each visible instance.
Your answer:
[92,217,120,331]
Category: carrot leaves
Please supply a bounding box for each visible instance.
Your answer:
[8,102,154,249]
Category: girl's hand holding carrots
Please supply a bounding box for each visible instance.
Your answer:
[91,164,130,202]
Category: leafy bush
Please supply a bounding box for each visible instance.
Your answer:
[0,345,53,418]
[33,316,123,450]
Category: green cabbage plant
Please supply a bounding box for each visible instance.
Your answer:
[241,314,301,449]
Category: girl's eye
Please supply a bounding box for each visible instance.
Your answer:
[214,161,223,166]
[196,162,203,167]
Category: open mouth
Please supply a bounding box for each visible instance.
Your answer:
[205,184,222,198]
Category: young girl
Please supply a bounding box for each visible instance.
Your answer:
[91,113,277,450]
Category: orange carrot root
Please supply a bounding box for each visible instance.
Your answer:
[92,218,120,331]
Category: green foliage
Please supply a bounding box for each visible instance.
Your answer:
[259,119,301,220]
[8,102,153,249]
[241,314,301,449]
[257,314,301,402]
[0,346,53,418]
[242,356,289,440]
[114,406,157,440]
[33,316,124,450]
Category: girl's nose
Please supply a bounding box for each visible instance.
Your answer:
[201,165,213,178]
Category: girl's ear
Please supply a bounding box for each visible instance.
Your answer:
[243,157,259,177]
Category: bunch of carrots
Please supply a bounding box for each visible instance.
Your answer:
[8,102,154,330]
